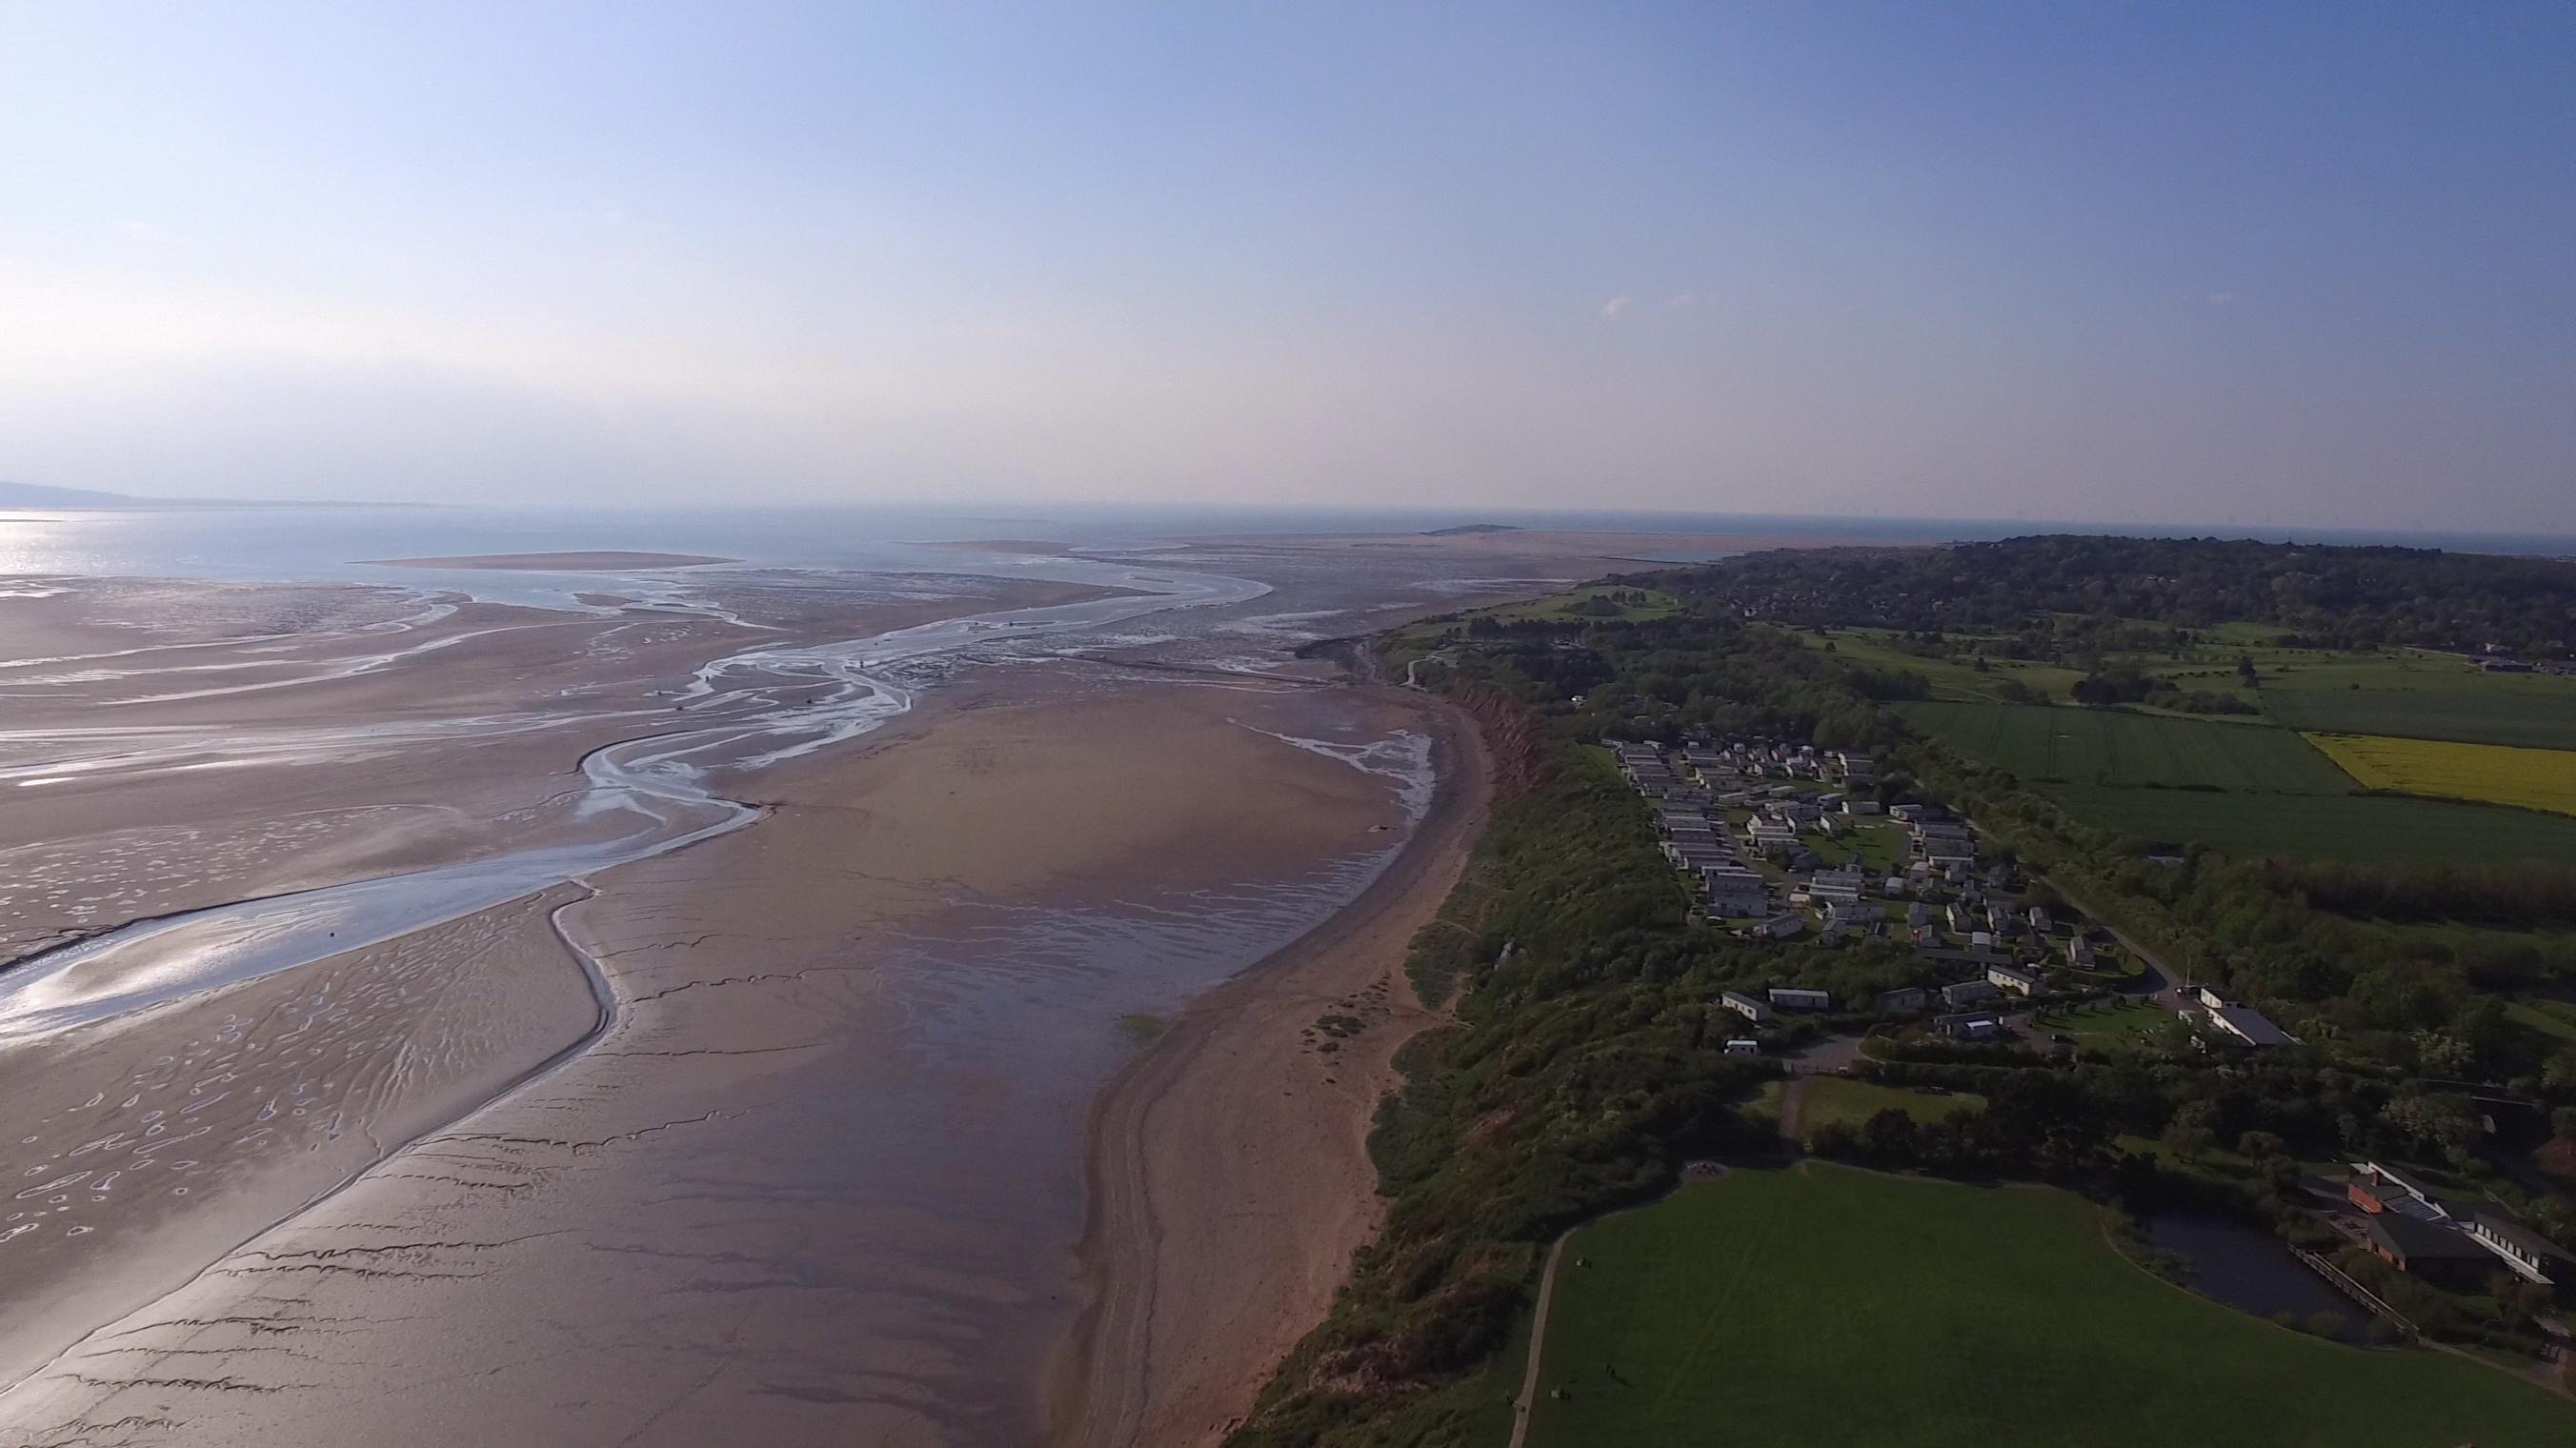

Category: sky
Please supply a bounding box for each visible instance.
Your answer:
[2,2,2571,530]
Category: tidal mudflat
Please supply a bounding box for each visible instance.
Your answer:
[0,533,1581,1445]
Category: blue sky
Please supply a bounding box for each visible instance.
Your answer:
[2,2,2569,528]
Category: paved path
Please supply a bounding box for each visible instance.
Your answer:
[1506,1230,1575,1448]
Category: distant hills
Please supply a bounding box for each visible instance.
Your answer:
[0,481,370,510]
[0,480,167,509]
[1421,523,1523,536]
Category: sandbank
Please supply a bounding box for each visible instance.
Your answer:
[0,670,1432,1445]
[363,550,739,570]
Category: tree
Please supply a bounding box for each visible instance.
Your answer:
[2380,1094,2482,1166]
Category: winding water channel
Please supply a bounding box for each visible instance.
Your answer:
[0,562,1266,1042]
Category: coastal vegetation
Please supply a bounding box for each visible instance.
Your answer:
[1230,534,2576,1447]
[1522,1166,2576,1448]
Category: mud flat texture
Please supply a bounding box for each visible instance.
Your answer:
[0,672,1437,1447]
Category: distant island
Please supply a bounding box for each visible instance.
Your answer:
[1421,523,1523,536]
[0,480,380,510]
[0,480,170,510]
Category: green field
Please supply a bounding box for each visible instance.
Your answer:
[2264,670,2576,752]
[2508,997,2576,1043]
[1802,629,2088,703]
[2040,996,2171,1043]
[1900,702,2354,793]
[1795,1078,1983,1139]
[1524,1165,2576,1448]
[1816,623,2576,750]
[2036,785,2576,863]
[1903,701,2576,861]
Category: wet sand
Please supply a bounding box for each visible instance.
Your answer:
[365,551,740,571]
[0,573,1114,966]
[1059,690,1488,1446]
[0,540,1534,1445]
[0,670,1437,1444]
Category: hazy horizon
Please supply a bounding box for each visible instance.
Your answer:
[6,3,2571,532]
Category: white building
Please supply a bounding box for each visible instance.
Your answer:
[1986,962,2047,997]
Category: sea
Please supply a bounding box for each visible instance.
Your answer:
[2,502,2568,598]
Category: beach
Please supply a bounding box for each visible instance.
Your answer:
[0,533,1562,1444]
[0,664,1444,1443]
[1058,687,1489,1445]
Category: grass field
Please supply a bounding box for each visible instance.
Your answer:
[1796,1079,1983,1139]
[2308,732,2576,818]
[1813,623,2576,750]
[2040,996,2170,1044]
[1904,702,2576,861]
[2264,670,2576,752]
[2508,998,2576,1044]
[1523,1165,2576,1448]
[1900,702,2354,794]
[1801,630,2089,704]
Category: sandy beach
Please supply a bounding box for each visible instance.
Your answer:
[0,536,1558,1445]
[0,668,1437,1443]
[1058,689,1489,1446]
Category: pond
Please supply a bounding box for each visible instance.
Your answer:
[2144,1213,2373,1344]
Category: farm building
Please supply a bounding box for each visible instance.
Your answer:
[1767,986,1832,1013]
[1720,990,1774,1023]
[1942,980,2001,1008]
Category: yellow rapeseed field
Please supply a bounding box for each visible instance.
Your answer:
[2306,733,2576,818]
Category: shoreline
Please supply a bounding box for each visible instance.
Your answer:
[360,550,740,570]
[1056,683,1493,1446]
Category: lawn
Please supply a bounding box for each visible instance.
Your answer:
[1523,1165,2576,1448]
[1795,1078,1983,1139]
[2040,996,2171,1043]
[2507,998,2576,1044]
[2307,732,2576,818]
[1904,702,2576,861]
